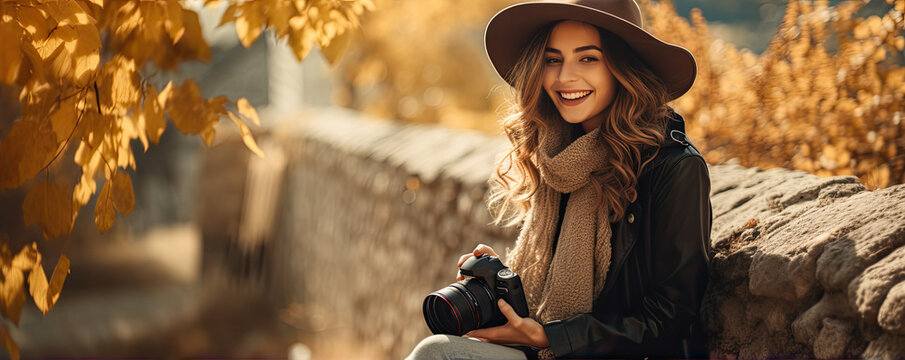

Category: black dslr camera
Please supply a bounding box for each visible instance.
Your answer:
[422,254,530,335]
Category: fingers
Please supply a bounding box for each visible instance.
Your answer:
[458,244,498,269]
[465,335,489,342]
[463,322,516,345]
[497,299,522,325]
[458,244,500,281]
[473,243,498,258]
[464,327,493,340]
[457,253,472,268]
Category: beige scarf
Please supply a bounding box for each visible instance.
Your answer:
[506,121,613,324]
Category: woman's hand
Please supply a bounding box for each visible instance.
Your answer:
[456,244,499,281]
[463,299,550,348]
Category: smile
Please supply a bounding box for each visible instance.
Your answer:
[557,90,593,106]
[558,90,592,100]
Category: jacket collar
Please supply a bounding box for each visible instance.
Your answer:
[640,109,689,174]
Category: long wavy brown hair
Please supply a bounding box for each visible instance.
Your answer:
[488,22,672,226]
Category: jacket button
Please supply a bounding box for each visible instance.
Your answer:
[627,213,635,224]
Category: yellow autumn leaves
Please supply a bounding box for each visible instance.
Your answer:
[1,0,374,239]
[23,182,74,240]
[0,241,70,358]
[640,0,905,189]
[1,0,101,87]
[1,0,372,357]
[213,0,374,62]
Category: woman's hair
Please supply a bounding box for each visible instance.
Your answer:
[488,21,672,226]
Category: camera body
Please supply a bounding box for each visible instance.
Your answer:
[422,254,530,335]
[458,255,530,326]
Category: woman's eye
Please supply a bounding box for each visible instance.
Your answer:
[581,56,599,62]
[544,57,561,65]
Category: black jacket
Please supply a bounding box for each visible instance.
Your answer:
[526,111,713,359]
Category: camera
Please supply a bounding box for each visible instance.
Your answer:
[422,254,530,335]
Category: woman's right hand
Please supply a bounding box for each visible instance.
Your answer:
[456,244,499,281]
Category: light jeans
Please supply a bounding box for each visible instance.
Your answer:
[406,334,529,360]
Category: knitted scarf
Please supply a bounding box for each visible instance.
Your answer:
[506,121,613,324]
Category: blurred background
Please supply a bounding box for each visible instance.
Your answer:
[0,0,902,358]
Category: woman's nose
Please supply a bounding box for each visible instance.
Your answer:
[558,61,580,83]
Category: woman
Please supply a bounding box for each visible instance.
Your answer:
[407,0,712,359]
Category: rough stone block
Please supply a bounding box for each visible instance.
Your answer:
[849,246,905,326]
[879,281,905,335]
[813,318,853,359]
[792,292,854,346]
[863,333,905,360]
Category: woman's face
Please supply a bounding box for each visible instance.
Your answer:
[542,21,617,132]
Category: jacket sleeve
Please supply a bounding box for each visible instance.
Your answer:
[542,155,713,358]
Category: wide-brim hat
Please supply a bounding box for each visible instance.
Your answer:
[484,0,697,101]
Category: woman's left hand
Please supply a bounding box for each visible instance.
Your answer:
[463,299,550,348]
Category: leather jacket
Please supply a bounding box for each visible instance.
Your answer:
[525,111,713,359]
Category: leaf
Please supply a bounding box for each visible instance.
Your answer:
[173,9,211,62]
[266,1,293,36]
[71,25,101,88]
[46,0,96,26]
[10,244,38,272]
[47,29,74,81]
[237,98,260,126]
[97,55,140,113]
[0,267,25,326]
[23,182,74,240]
[132,108,149,151]
[109,57,139,110]
[158,81,173,107]
[28,254,70,315]
[50,96,77,142]
[321,28,351,66]
[73,140,104,207]
[218,3,238,27]
[293,0,307,13]
[16,6,50,40]
[18,40,46,82]
[41,23,100,87]
[0,325,20,360]
[94,176,115,233]
[207,95,229,115]
[228,113,265,158]
[165,0,185,44]
[0,119,58,189]
[111,172,134,215]
[167,80,207,134]
[288,27,317,61]
[200,124,216,147]
[86,0,104,7]
[0,21,22,82]
[288,15,306,32]
[143,85,166,145]
[235,3,263,48]
[38,29,64,60]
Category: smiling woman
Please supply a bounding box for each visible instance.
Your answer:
[407,0,712,359]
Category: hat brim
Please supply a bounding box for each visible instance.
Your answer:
[484,2,696,101]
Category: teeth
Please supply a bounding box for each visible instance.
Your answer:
[560,91,591,100]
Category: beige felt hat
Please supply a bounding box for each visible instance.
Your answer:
[484,0,697,100]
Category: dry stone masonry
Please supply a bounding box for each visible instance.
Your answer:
[261,107,905,359]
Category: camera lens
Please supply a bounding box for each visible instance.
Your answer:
[423,279,496,335]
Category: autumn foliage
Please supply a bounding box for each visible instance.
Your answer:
[0,0,372,357]
[641,0,905,189]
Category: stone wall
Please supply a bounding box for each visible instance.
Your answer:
[704,162,905,359]
[258,107,905,359]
